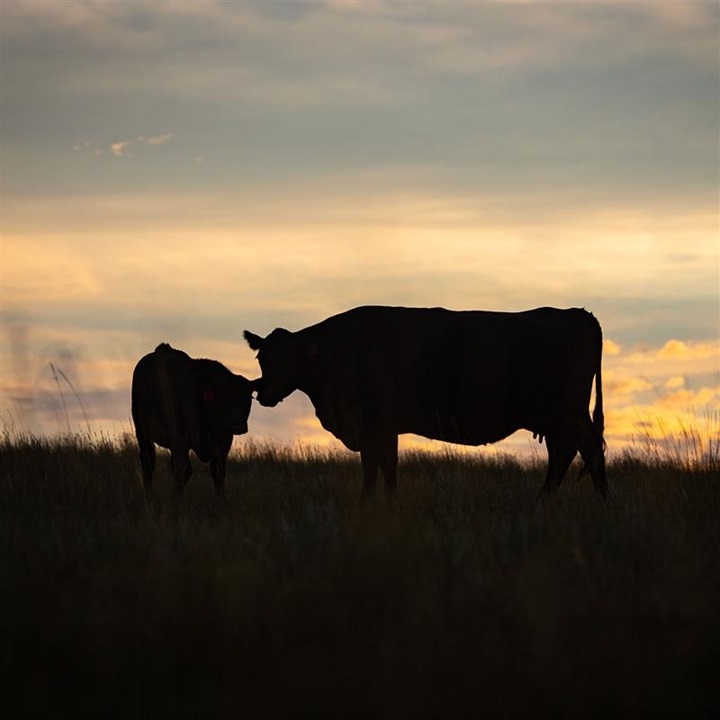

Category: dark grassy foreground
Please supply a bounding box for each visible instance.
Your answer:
[1,434,718,719]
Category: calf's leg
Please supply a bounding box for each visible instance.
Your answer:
[171,447,192,494]
[137,433,156,493]
[210,456,227,498]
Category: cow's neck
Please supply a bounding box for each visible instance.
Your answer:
[298,377,320,405]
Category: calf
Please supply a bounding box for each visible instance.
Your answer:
[131,343,253,497]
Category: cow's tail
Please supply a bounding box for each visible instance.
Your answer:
[576,314,608,498]
[588,311,605,441]
[593,346,605,443]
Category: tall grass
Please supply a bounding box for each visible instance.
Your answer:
[626,409,720,475]
[1,428,718,719]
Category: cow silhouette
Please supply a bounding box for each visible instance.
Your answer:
[245,305,606,497]
[131,343,253,498]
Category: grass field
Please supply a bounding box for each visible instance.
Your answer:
[1,431,718,719]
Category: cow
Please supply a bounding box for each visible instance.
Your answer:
[244,305,606,498]
[131,343,254,498]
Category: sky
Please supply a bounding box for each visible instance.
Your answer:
[2,0,718,459]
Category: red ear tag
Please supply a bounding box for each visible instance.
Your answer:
[306,343,318,356]
[203,387,216,403]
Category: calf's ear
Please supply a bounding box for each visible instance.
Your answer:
[244,330,264,350]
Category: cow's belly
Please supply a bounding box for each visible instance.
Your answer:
[401,413,517,446]
[397,385,517,445]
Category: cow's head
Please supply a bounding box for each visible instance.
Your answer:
[244,327,310,407]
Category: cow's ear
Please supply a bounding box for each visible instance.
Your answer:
[244,330,263,350]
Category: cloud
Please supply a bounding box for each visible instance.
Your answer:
[110,133,172,157]
[596,335,719,453]
[5,1,716,111]
[605,339,717,384]
[2,237,103,303]
[111,140,134,157]
[4,0,716,221]
[73,140,102,156]
[3,194,717,359]
[625,340,719,366]
[605,399,719,455]
[657,339,715,360]
[605,376,654,398]
[656,386,720,411]
[145,133,173,146]
[665,376,686,390]
[604,339,621,356]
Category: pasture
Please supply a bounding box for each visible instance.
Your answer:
[1,432,718,719]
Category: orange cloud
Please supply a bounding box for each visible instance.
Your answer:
[605,376,654,397]
[626,339,718,364]
[3,237,102,302]
[656,386,720,410]
[604,339,621,356]
[664,375,685,390]
[659,339,692,359]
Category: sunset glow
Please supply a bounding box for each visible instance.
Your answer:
[2,1,718,458]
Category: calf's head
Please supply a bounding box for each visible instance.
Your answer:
[201,372,254,436]
[228,375,253,434]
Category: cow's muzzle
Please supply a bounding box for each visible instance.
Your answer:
[256,393,281,408]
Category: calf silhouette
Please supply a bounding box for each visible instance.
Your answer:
[131,343,253,497]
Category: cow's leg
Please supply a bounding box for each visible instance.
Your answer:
[137,434,155,493]
[542,436,577,494]
[171,448,192,495]
[360,443,380,497]
[577,415,608,498]
[361,433,398,498]
[379,434,399,497]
